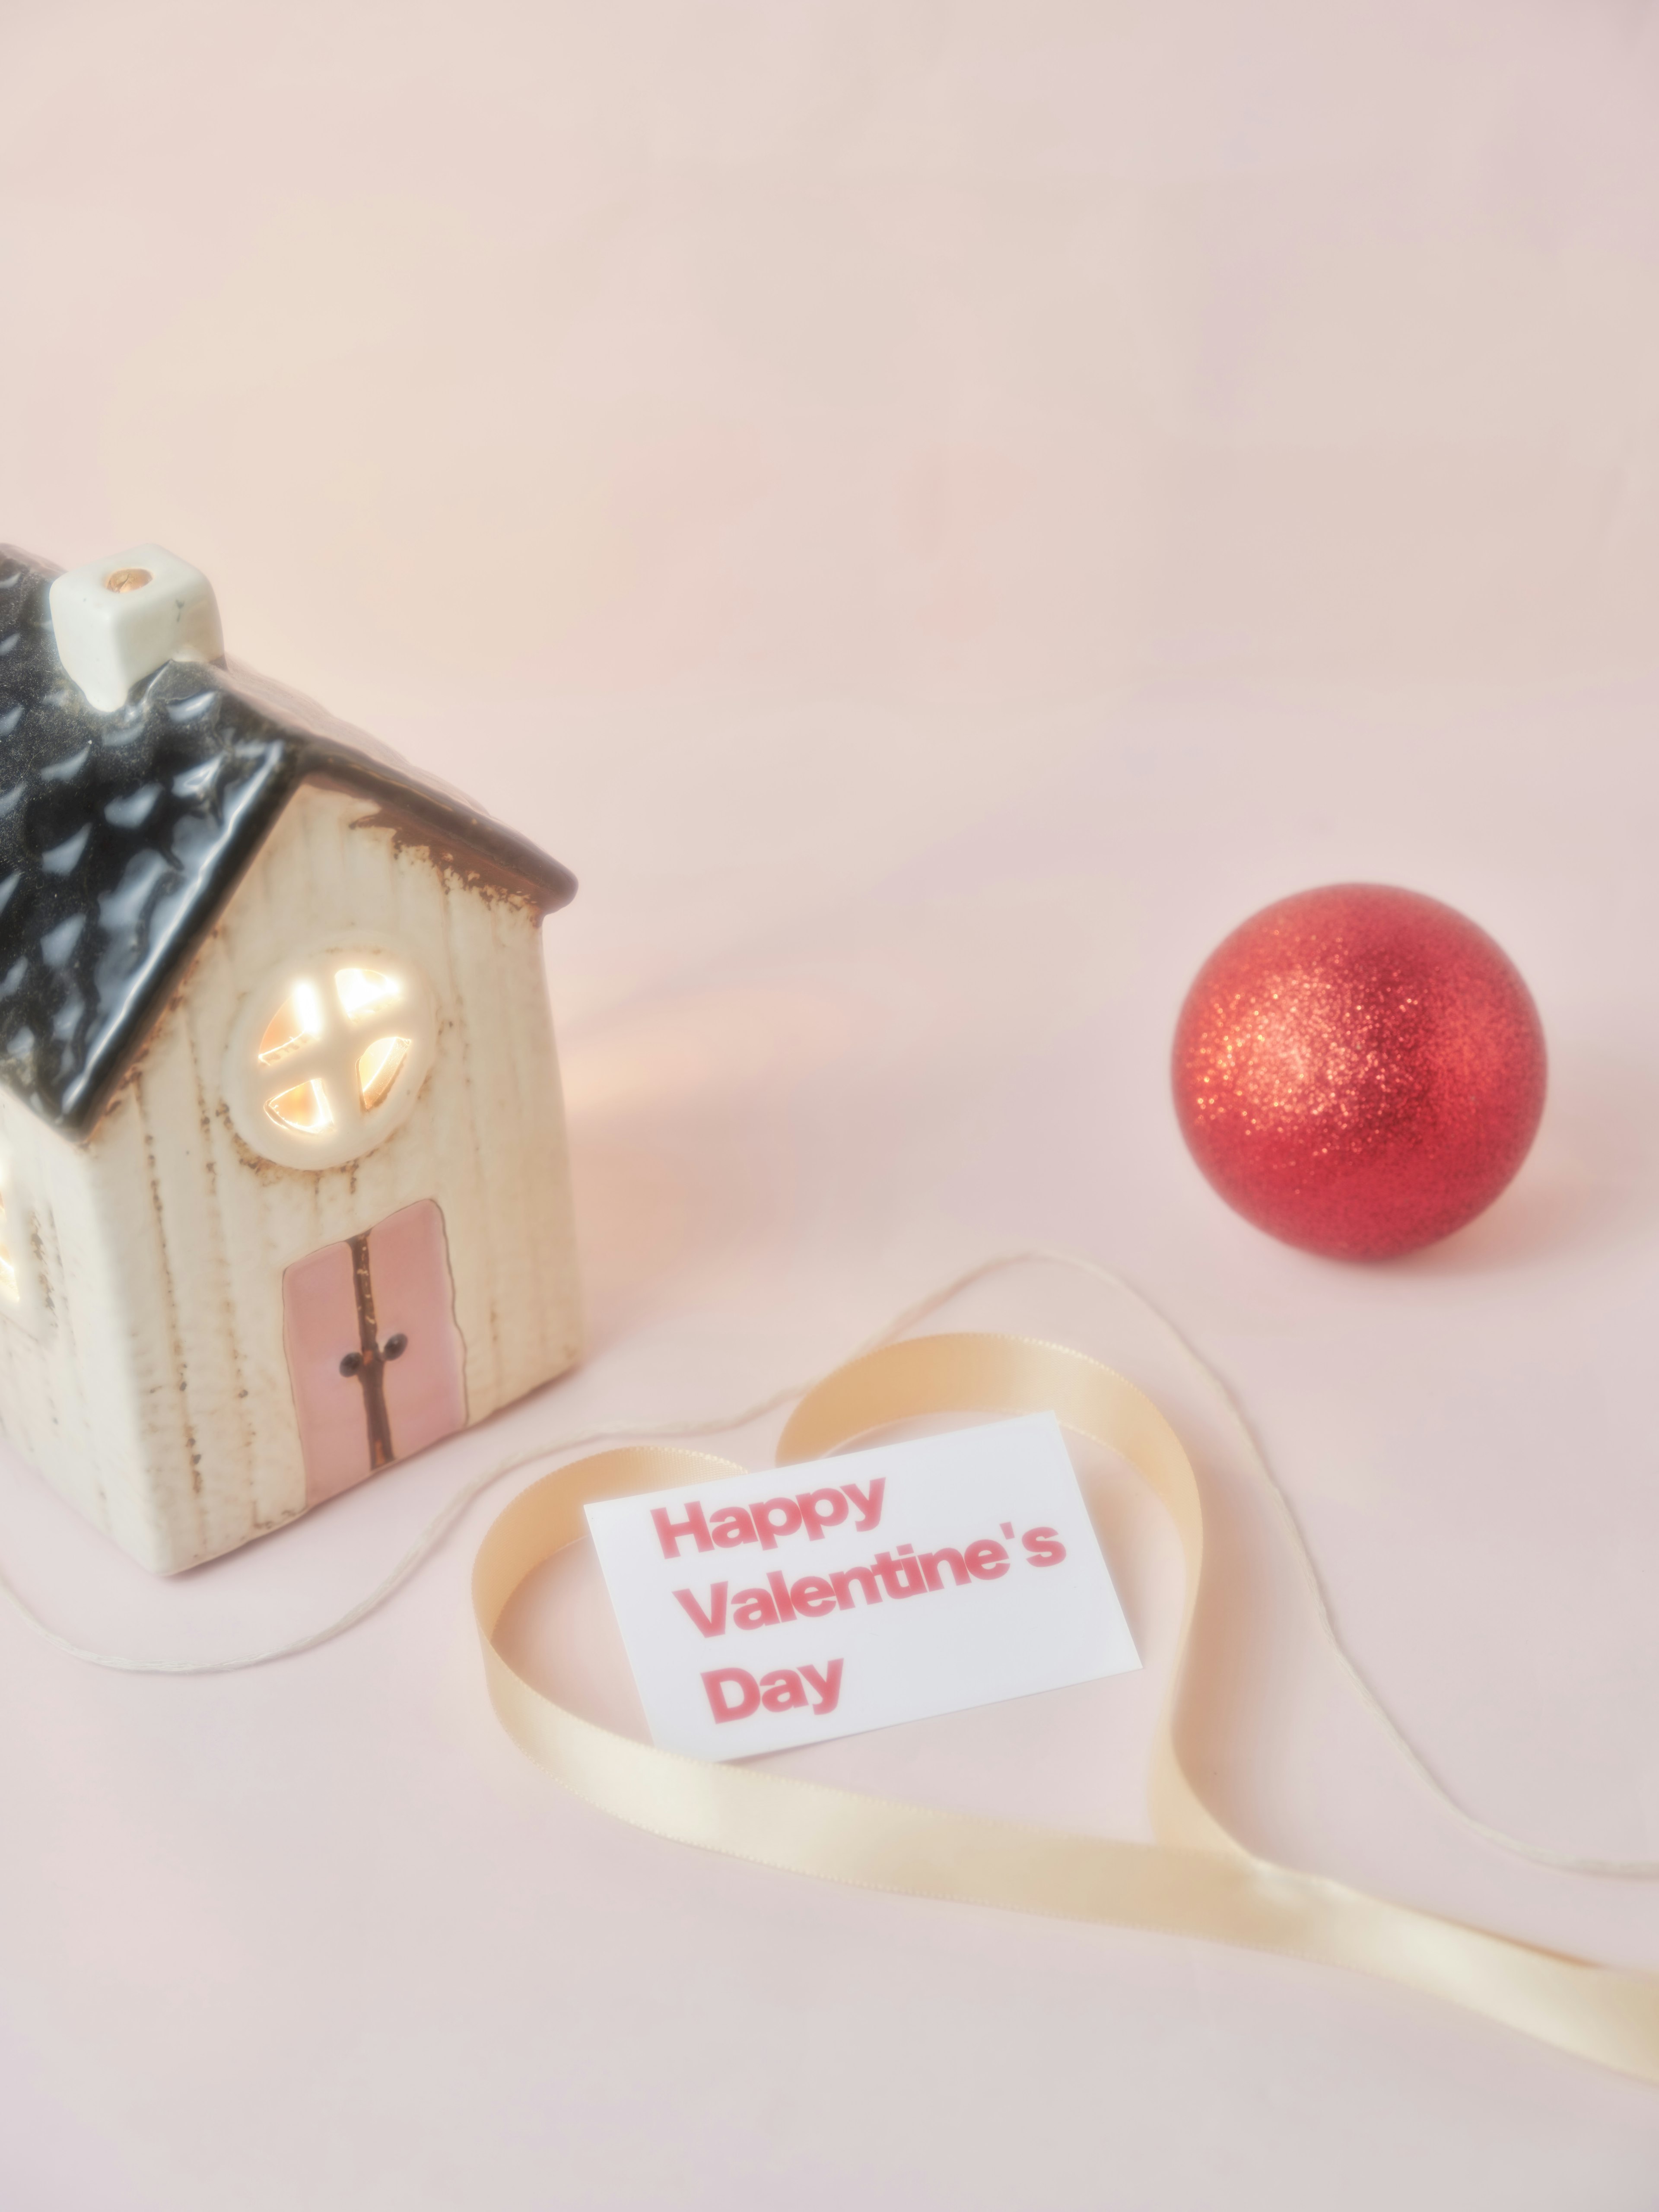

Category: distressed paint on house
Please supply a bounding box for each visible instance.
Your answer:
[0,783,582,1571]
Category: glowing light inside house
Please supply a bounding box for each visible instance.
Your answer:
[335,967,401,1023]
[265,1078,335,1135]
[249,960,424,1153]
[258,979,327,1065]
[356,1036,411,1111]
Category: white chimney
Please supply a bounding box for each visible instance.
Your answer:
[48,544,224,713]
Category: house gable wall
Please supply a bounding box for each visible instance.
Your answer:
[0,781,582,1573]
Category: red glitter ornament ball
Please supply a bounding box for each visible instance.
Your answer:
[1172,885,1546,1260]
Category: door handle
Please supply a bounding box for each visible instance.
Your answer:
[339,1332,408,1379]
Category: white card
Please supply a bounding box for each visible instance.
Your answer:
[584,1413,1140,1760]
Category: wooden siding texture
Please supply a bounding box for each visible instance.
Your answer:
[0,784,582,1572]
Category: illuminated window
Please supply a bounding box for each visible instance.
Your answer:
[334,967,401,1023]
[265,1077,336,1135]
[257,981,326,1066]
[356,1034,412,1112]
[227,950,436,1171]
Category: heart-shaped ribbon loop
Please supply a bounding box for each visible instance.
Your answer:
[474,1332,1659,2083]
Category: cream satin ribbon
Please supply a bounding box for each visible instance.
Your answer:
[474,1331,1659,2084]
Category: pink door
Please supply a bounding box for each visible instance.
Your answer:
[283,1198,468,1507]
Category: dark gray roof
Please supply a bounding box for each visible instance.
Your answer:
[0,551,576,1135]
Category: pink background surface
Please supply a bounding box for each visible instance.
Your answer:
[6,3,1659,2203]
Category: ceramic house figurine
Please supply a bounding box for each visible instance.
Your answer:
[0,545,582,1572]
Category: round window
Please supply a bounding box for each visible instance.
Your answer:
[226,947,438,1170]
